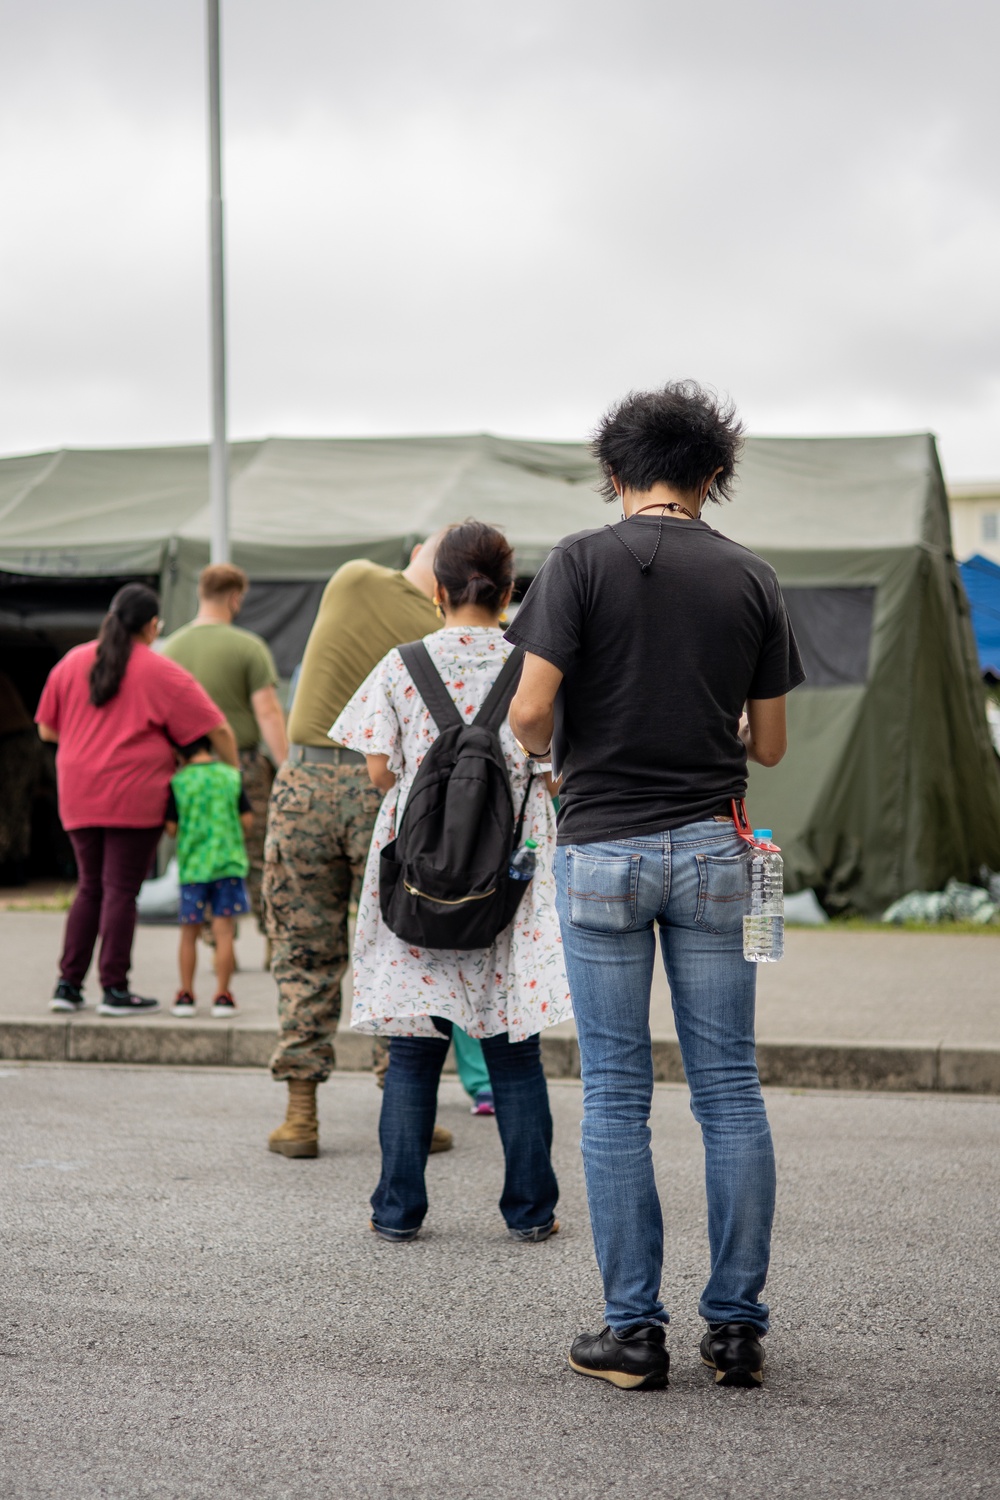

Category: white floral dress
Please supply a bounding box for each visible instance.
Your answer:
[330,627,571,1043]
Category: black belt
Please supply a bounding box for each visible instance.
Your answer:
[287,742,366,767]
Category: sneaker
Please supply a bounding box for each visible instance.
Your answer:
[97,988,160,1017]
[470,1088,495,1116]
[699,1322,765,1387]
[171,991,196,1017]
[50,981,87,1012]
[369,1218,419,1243]
[211,991,237,1018]
[569,1323,669,1390]
[508,1217,560,1244]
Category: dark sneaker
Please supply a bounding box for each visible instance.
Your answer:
[568,1324,669,1390]
[171,991,196,1017]
[700,1322,765,1387]
[97,988,160,1017]
[369,1218,419,1243]
[50,981,87,1012]
[470,1088,495,1116]
[211,992,237,1018]
[508,1218,559,1244]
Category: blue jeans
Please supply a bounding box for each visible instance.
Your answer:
[371,1020,559,1240]
[555,821,775,1333]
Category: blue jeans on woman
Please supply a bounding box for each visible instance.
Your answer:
[370,1019,558,1240]
[555,820,775,1333]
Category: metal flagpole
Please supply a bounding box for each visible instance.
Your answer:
[206,0,229,563]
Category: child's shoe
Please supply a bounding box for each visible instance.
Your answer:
[171,991,196,1017]
[211,991,237,1018]
[471,1088,495,1116]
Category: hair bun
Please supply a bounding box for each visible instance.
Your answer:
[433,521,514,614]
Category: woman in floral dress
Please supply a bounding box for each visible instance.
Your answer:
[332,521,571,1243]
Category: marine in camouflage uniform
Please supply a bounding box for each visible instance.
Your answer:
[263,552,441,1156]
[161,565,289,931]
[238,747,275,924]
[264,759,382,1081]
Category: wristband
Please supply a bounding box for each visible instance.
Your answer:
[514,736,552,761]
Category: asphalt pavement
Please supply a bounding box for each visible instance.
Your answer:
[3,1064,999,1498]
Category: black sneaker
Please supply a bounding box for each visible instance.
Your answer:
[171,991,196,1017]
[210,991,237,1018]
[50,981,87,1012]
[700,1322,766,1387]
[568,1324,669,1390]
[97,988,160,1017]
[508,1218,559,1244]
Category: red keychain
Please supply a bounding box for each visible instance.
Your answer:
[730,798,781,853]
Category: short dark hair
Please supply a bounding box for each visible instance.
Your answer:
[591,381,745,505]
[433,520,515,613]
[177,735,213,760]
[199,563,249,600]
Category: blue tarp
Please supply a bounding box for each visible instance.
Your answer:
[959,554,1000,677]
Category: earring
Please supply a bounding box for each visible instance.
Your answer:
[434,602,444,620]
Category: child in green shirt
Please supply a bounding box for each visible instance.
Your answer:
[164,737,253,1017]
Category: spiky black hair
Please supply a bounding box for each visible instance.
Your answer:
[591,381,745,505]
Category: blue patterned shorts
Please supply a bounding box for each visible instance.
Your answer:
[178,877,251,925]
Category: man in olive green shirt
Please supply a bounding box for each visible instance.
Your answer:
[265,539,444,1159]
[162,564,289,926]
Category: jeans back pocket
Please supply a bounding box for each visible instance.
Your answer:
[694,850,750,934]
[566,850,641,933]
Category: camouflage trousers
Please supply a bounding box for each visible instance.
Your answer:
[239,748,275,929]
[263,761,384,1083]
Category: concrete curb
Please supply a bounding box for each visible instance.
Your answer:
[2,1018,999,1093]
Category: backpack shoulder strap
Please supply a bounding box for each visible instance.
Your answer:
[473,646,524,733]
[398,641,463,735]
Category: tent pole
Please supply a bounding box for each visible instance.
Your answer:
[206,0,229,564]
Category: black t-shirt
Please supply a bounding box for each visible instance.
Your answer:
[505,515,805,845]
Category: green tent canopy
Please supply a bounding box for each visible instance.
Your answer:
[1,430,997,913]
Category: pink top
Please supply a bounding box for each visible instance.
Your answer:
[36,641,224,830]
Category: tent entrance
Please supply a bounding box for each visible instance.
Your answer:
[0,572,158,883]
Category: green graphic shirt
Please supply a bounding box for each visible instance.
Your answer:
[167,762,249,885]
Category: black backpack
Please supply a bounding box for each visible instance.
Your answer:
[378,641,534,951]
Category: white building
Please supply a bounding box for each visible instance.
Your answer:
[948,481,1000,563]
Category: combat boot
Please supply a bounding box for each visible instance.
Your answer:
[268,1079,319,1158]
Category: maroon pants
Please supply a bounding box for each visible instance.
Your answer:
[61,826,162,992]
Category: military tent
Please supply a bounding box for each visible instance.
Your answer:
[1,431,997,913]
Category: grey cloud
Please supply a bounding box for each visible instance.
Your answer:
[0,0,998,477]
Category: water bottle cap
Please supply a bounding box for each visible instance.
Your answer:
[753,829,773,840]
[525,838,538,849]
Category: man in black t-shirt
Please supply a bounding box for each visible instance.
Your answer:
[508,383,804,1393]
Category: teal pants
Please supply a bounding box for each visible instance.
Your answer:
[452,1027,491,1101]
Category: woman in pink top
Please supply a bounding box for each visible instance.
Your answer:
[35,583,237,1016]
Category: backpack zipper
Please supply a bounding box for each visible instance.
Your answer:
[403,882,497,906]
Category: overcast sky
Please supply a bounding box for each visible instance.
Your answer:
[1,0,998,478]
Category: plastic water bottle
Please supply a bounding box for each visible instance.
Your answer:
[743,830,784,963]
[508,838,538,882]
